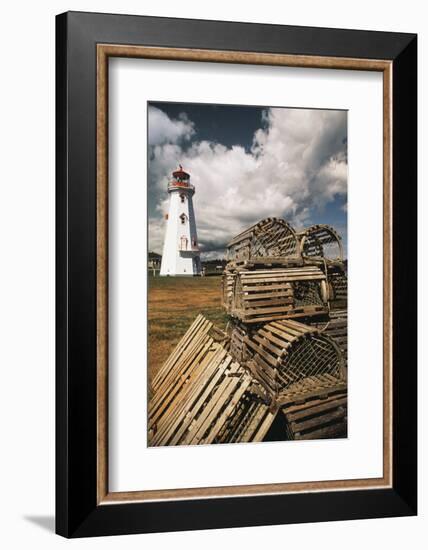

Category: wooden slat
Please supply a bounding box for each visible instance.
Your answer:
[291,407,346,432]
[276,383,347,406]
[243,297,294,308]
[242,308,326,324]
[153,348,230,445]
[243,290,294,300]
[151,314,211,393]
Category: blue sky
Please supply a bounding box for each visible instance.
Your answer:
[148,102,347,259]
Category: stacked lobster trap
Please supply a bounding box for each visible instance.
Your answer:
[148,217,348,446]
[223,217,348,399]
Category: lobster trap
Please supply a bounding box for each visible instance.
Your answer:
[243,319,346,404]
[149,216,348,446]
[309,308,348,363]
[327,264,348,307]
[299,224,344,262]
[221,268,236,311]
[149,315,280,446]
[281,387,348,440]
[149,315,347,445]
[227,266,329,324]
[226,217,301,267]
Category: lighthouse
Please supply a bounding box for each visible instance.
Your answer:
[160,166,202,276]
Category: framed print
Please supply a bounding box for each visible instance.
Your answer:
[56,11,417,537]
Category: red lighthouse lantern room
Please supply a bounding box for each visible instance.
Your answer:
[171,165,190,187]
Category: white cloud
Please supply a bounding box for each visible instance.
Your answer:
[148,106,195,146]
[148,217,165,253]
[148,107,347,257]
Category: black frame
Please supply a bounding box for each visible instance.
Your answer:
[56,11,417,538]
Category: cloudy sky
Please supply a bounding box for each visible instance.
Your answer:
[148,102,347,260]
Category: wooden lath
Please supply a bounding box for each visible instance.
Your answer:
[229,320,250,364]
[150,314,212,395]
[298,224,343,262]
[310,309,348,363]
[214,391,275,443]
[229,266,329,323]
[243,319,346,401]
[327,264,348,307]
[148,316,271,446]
[281,387,348,440]
[221,269,236,310]
[226,218,301,266]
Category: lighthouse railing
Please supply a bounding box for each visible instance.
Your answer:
[168,181,195,191]
[178,244,200,252]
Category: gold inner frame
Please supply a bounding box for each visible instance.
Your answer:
[96,44,393,504]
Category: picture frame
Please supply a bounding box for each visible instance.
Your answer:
[56,11,417,537]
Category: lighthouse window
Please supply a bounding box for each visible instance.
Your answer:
[180,194,186,203]
[180,236,188,250]
[180,213,187,225]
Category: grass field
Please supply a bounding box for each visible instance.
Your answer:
[148,275,228,385]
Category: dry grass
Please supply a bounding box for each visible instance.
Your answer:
[148,275,228,384]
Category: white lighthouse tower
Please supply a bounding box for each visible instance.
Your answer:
[160,166,202,276]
